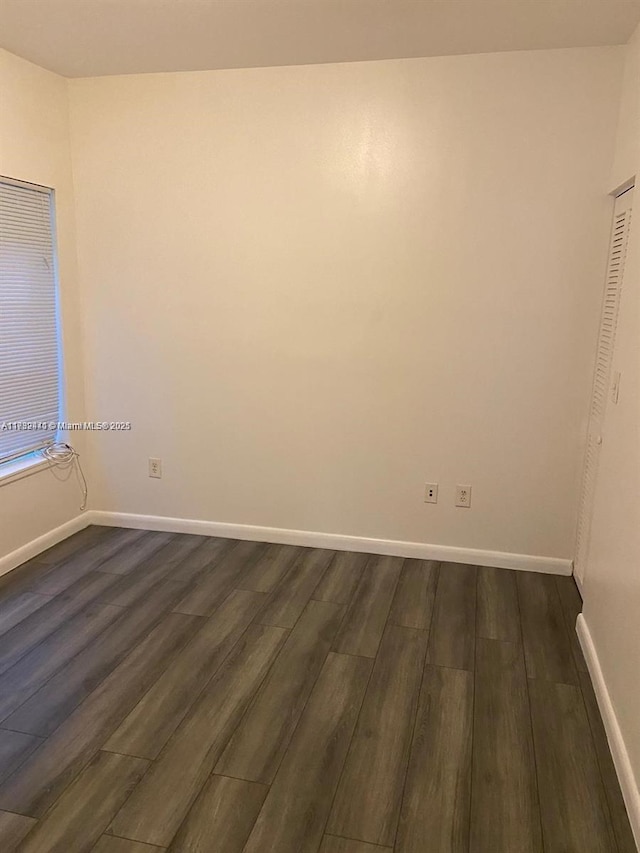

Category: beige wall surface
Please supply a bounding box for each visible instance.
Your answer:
[611,24,640,191]
[68,47,621,559]
[0,48,88,558]
[584,23,640,801]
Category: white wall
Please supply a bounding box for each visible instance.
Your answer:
[611,24,640,191]
[0,49,88,560]
[68,48,622,561]
[582,22,640,817]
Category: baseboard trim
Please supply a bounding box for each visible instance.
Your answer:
[577,613,640,848]
[89,511,572,574]
[0,512,91,579]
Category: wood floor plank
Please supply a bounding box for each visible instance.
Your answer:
[30,528,147,595]
[105,589,266,759]
[554,574,583,616]
[332,556,403,658]
[328,624,428,846]
[0,562,49,599]
[0,535,627,853]
[243,652,372,853]
[0,525,114,598]
[94,530,175,574]
[554,575,582,621]
[312,552,368,605]
[426,563,477,671]
[388,559,439,631]
[0,528,110,596]
[99,534,211,607]
[34,525,111,565]
[0,730,42,785]
[0,601,122,722]
[0,592,52,638]
[396,665,473,853]
[0,612,199,818]
[0,525,107,596]
[217,599,344,784]
[109,623,287,847]
[0,572,118,677]
[579,671,637,853]
[172,539,264,616]
[4,570,202,737]
[555,576,588,673]
[529,679,617,853]
[93,838,164,853]
[0,529,110,598]
[92,838,164,853]
[470,639,542,852]
[237,543,303,593]
[476,566,520,643]
[16,750,149,853]
[320,837,393,853]
[257,548,335,629]
[0,810,36,852]
[167,774,267,853]
[517,572,578,685]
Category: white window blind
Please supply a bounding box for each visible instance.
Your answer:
[0,178,61,464]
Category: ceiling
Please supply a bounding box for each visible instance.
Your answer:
[1,0,639,79]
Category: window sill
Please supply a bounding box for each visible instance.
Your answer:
[0,453,49,488]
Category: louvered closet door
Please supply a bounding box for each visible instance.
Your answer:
[574,188,634,585]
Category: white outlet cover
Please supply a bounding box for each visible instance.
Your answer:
[149,458,162,478]
[424,483,438,504]
[455,484,471,507]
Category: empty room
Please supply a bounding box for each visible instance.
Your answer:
[0,1,639,851]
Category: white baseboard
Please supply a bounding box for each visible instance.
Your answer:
[577,613,640,849]
[0,508,573,583]
[0,512,91,579]
[89,511,572,574]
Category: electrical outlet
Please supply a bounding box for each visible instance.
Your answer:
[424,483,438,504]
[455,484,471,507]
[148,458,162,479]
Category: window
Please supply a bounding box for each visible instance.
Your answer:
[0,178,61,466]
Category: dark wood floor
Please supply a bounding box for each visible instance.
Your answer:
[0,526,635,853]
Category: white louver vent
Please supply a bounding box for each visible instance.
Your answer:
[574,188,633,584]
